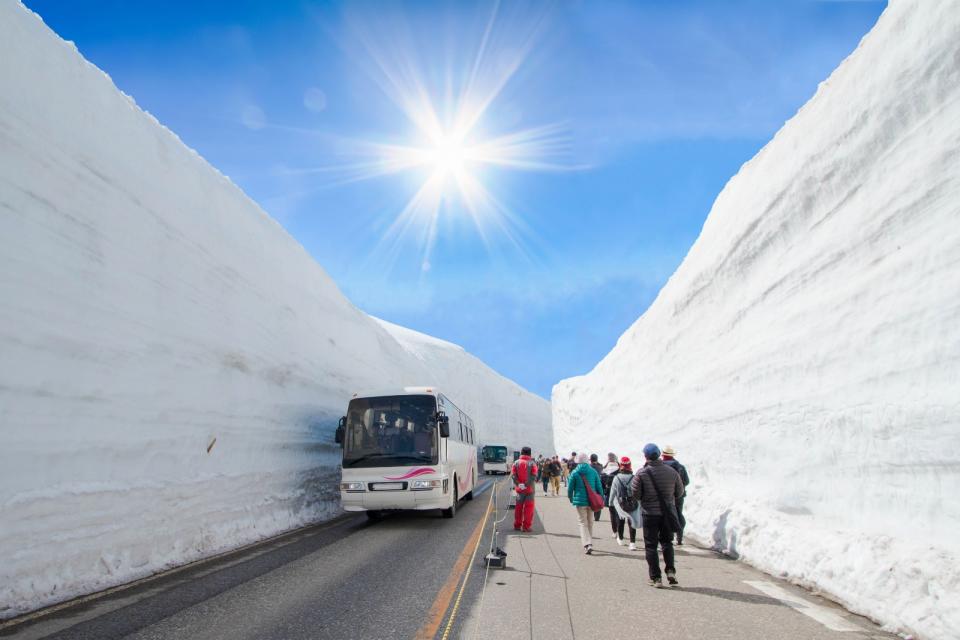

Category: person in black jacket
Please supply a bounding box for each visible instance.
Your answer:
[630,443,684,588]
[662,446,690,545]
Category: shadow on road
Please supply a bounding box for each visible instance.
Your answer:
[674,586,786,606]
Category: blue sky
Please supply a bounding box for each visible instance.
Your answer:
[25,0,886,398]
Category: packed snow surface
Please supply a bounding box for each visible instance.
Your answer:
[0,2,550,619]
[553,1,960,638]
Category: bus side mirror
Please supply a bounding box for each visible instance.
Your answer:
[437,413,450,438]
[335,416,346,446]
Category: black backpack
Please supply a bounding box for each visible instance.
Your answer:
[616,476,638,513]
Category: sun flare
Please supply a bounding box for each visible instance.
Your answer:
[291,4,577,273]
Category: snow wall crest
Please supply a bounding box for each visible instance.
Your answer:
[553,1,960,638]
[0,1,551,619]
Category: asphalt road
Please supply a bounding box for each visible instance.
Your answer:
[0,480,502,640]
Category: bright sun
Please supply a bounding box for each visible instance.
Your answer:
[295,3,575,272]
[427,135,469,179]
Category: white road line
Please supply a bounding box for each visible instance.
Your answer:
[744,580,863,632]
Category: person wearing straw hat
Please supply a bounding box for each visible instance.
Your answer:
[662,446,690,545]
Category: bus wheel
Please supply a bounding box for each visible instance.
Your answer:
[442,484,458,518]
[464,472,475,501]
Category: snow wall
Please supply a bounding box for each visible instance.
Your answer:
[0,2,551,619]
[553,1,959,638]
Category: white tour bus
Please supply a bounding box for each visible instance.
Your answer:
[481,444,514,475]
[335,387,477,519]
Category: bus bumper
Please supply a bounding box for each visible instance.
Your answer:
[340,489,450,511]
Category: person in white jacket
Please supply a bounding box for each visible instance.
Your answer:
[601,452,621,538]
[607,456,642,551]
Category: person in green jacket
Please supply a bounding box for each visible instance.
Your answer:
[567,452,603,554]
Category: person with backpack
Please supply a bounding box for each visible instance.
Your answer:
[630,443,685,587]
[589,454,605,522]
[548,456,563,496]
[661,446,690,545]
[607,456,641,550]
[511,446,538,532]
[567,453,603,554]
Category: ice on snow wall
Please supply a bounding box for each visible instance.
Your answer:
[0,2,550,619]
[553,1,959,637]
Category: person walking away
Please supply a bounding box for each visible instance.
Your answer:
[608,456,641,551]
[589,454,605,522]
[601,452,620,538]
[630,443,684,587]
[549,456,562,496]
[538,456,550,495]
[567,452,603,554]
[511,446,538,532]
[661,446,690,545]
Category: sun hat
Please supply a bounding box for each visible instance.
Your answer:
[662,446,676,456]
[642,443,661,460]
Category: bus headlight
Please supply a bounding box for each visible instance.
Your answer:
[340,482,365,492]
[411,479,441,491]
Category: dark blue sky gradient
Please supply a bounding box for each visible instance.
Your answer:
[23,0,886,398]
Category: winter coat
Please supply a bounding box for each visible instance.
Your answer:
[663,457,690,494]
[545,461,562,477]
[608,471,641,527]
[535,459,547,480]
[629,459,684,517]
[602,461,620,475]
[567,463,602,507]
[511,455,538,495]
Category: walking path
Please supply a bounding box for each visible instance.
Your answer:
[456,487,896,640]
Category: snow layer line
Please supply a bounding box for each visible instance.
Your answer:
[553,1,960,638]
[0,1,551,619]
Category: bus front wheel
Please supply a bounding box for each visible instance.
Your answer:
[442,483,458,518]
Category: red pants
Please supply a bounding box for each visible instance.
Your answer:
[514,493,535,530]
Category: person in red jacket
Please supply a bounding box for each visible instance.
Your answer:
[511,446,538,532]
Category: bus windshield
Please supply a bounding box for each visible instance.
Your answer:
[343,395,439,468]
[482,446,508,463]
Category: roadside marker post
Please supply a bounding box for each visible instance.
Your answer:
[484,481,509,569]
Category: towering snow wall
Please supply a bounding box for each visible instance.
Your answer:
[553,1,959,638]
[0,2,550,619]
